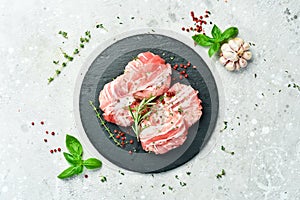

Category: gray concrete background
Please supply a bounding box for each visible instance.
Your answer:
[0,0,299,199]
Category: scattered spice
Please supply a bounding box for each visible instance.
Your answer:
[100,175,107,182]
[46,131,49,134]
[119,170,125,176]
[220,121,228,132]
[96,23,108,31]
[84,174,88,178]
[221,145,234,155]
[181,10,211,34]
[31,122,35,126]
[58,148,61,152]
[51,131,55,136]
[40,121,44,125]
[44,139,47,142]
[216,169,226,179]
[50,150,54,154]
[180,181,187,187]
[288,83,300,92]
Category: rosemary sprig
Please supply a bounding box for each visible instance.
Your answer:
[89,101,121,147]
[128,96,156,141]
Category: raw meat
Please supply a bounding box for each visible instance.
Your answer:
[139,101,189,154]
[163,83,202,127]
[99,52,172,126]
[139,83,202,154]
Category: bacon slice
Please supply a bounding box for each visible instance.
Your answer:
[139,83,202,154]
[99,52,171,126]
[139,102,188,154]
[163,83,202,127]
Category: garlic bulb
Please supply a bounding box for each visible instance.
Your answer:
[219,38,252,71]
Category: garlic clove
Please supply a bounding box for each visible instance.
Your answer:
[221,43,232,52]
[239,58,248,68]
[242,51,252,60]
[236,62,241,70]
[229,38,243,51]
[222,51,239,62]
[225,61,235,71]
[219,56,227,65]
[243,42,250,51]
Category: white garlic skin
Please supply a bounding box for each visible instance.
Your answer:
[219,37,252,71]
[225,61,235,71]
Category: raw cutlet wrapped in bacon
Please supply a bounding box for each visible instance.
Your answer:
[98,52,172,126]
[139,83,202,154]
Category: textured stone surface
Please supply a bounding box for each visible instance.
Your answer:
[0,0,299,199]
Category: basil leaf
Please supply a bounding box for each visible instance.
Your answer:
[57,165,83,179]
[63,152,82,166]
[192,34,215,47]
[66,134,83,158]
[221,27,238,41]
[83,158,102,169]
[211,25,222,40]
[208,43,220,57]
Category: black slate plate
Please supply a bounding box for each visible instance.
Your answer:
[78,33,218,173]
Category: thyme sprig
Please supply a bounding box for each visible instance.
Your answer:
[48,30,92,84]
[89,101,121,147]
[128,96,156,141]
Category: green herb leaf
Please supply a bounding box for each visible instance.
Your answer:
[55,69,61,75]
[73,49,79,54]
[53,60,59,65]
[208,43,220,57]
[48,77,54,83]
[129,96,156,141]
[96,24,104,28]
[83,158,102,169]
[58,31,68,39]
[192,34,215,47]
[100,175,107,182]
[66,134,83,158]
[85,31,91,38]
[57,165,83,179]
[63,152,81,166]
[220,27,238,41]
[211,25,222,40]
